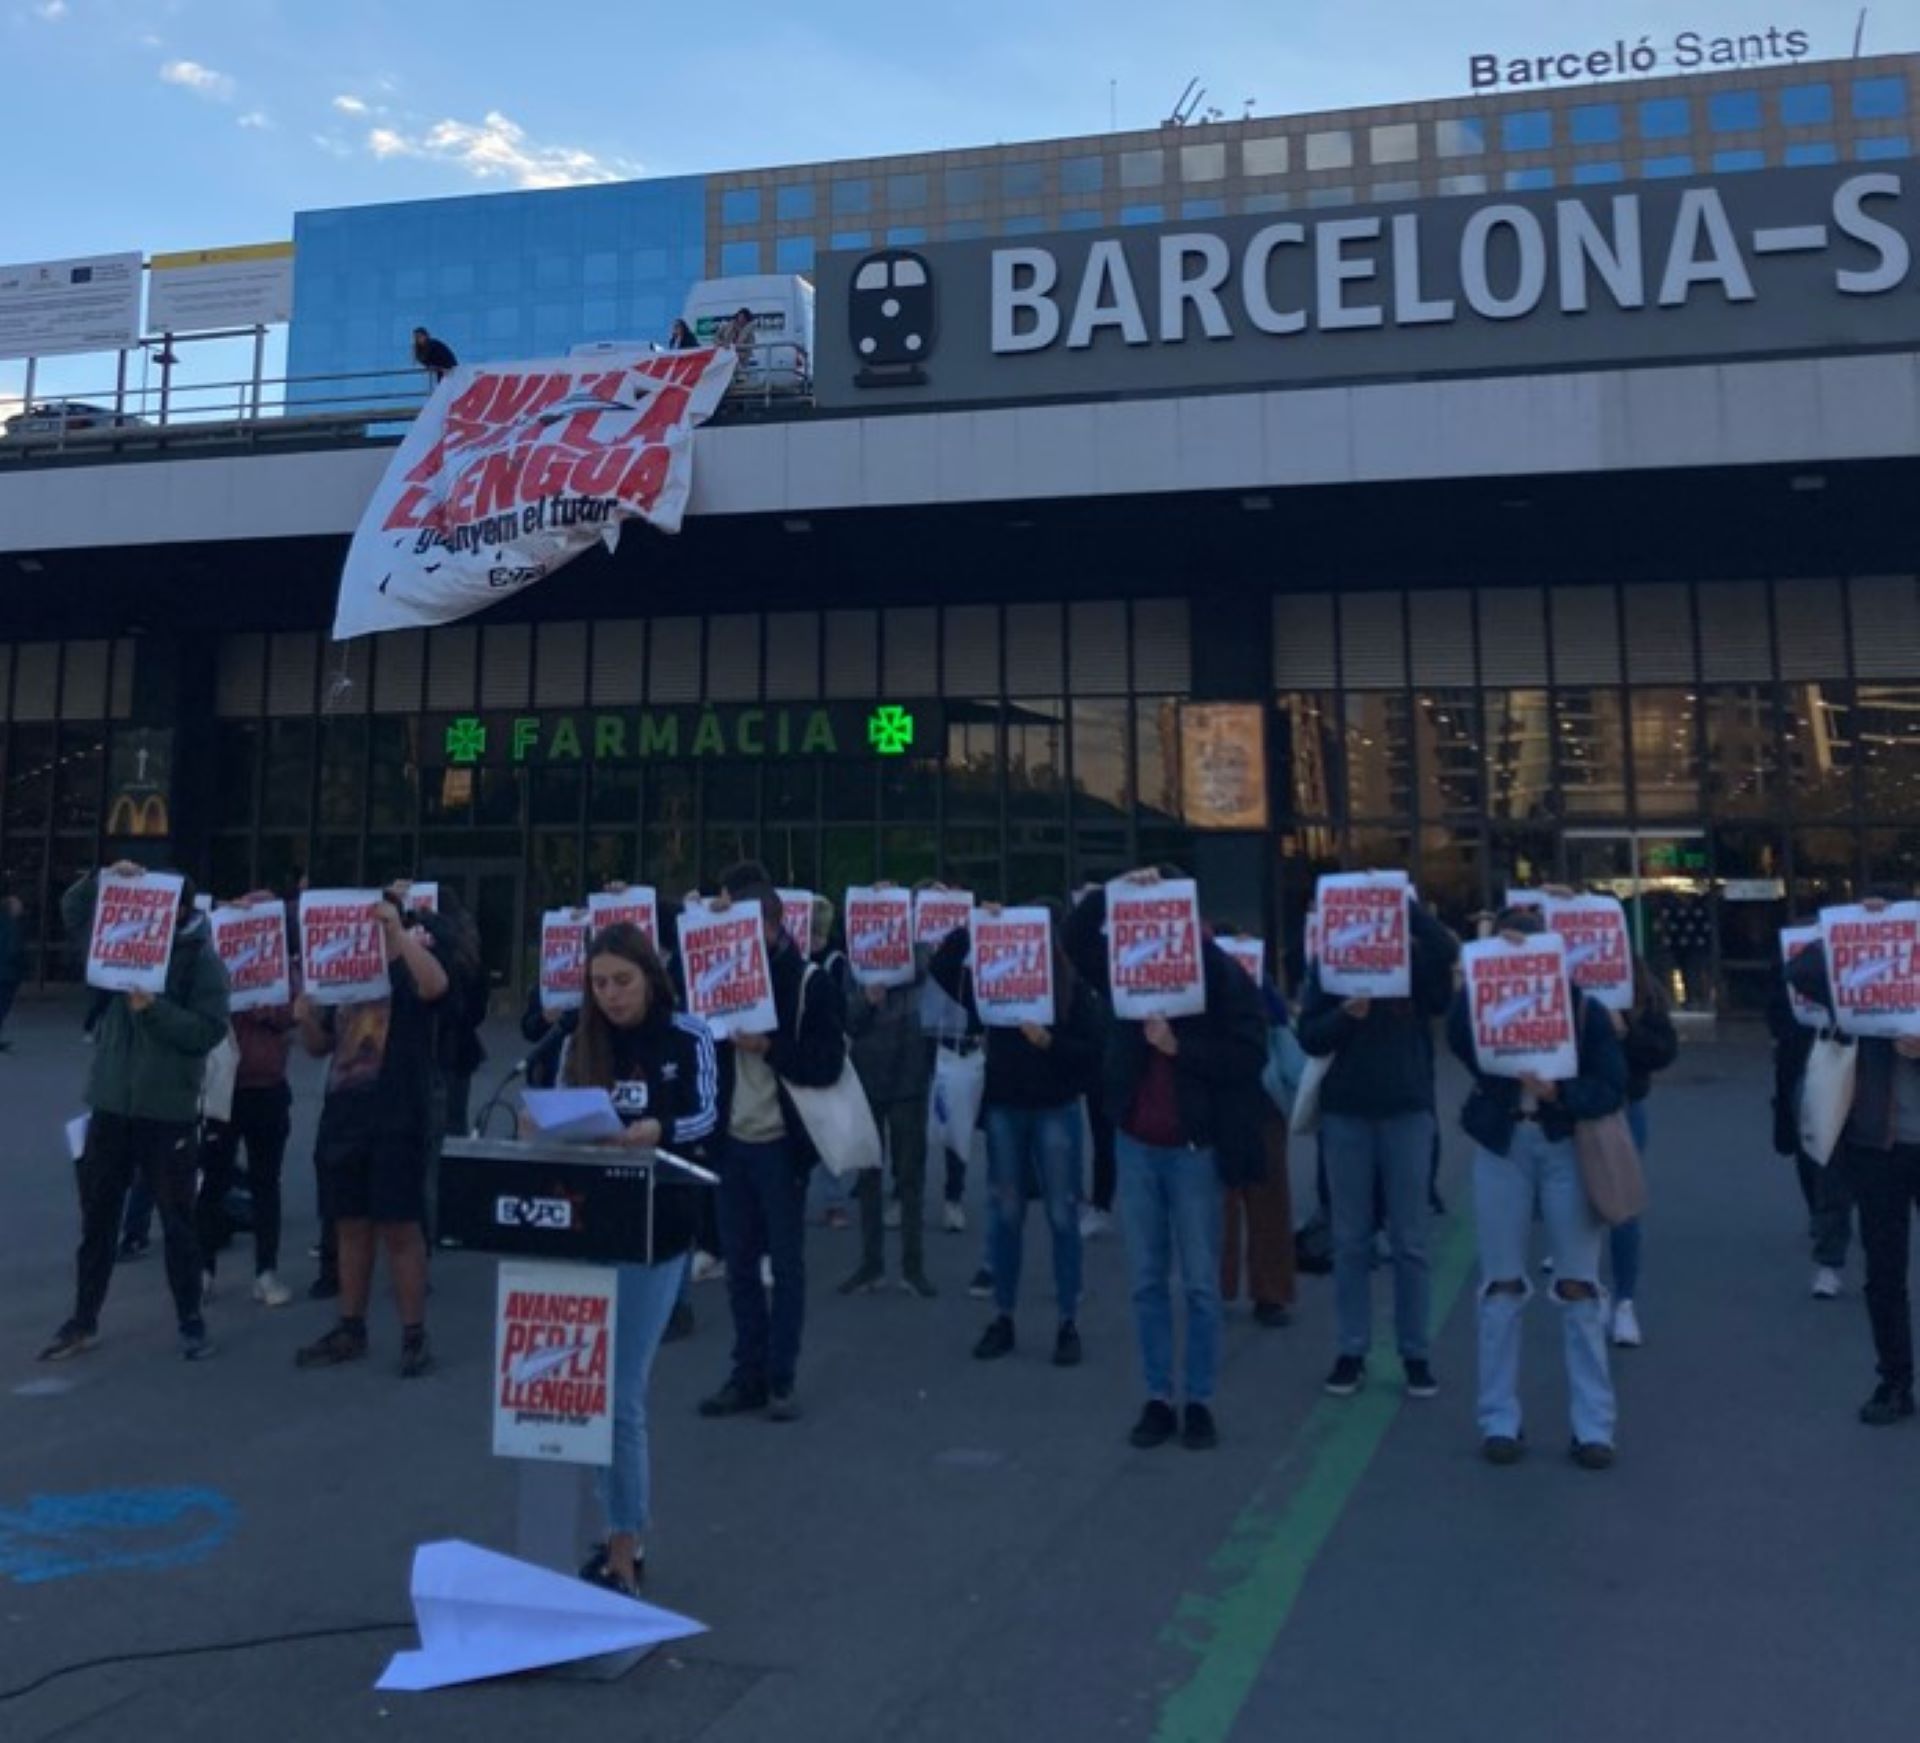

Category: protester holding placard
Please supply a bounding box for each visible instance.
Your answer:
[1602,952,1678,1350]
[1297,883,1459,1401]
[555,922,720,1596]
[293,892,449,1380]
[1221,937,1297,1331]
[1768,933,1854,1300]
[837,884,937,1300]
[931,902,1104,1367]
[696,865,846,1424]
[1786,893,1920,1426]
[196,893,300,1310]
[1448,905,1627,1469]
[39,866,231,1364]
[1065,872,1267,1452]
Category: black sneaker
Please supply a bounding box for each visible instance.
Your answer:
[1859,1382,1917,1427]
[662,1301,695,1343]
[766,1387,801,1422]
[1404,1359,1439,1399]
[973,1315,1016,1361]
[1129,1399,1178,1450]
[399,1332,435,1379]
[1570,1439,1616,1471]
[698,1376,768,1418]
[1181,1403,1219,1451]
[295,1322,368,1369]
[899,1270,938,1300]
[1482,1434,1525,1466]
[967,1267,993,1300]
[1253,1302,1292,1329]
[308,1274,340,1302]
[1052,1321,1083,1367]
[179,1320,214,1362]
[38,1321,97,1362]
[1323,1355,1367,1397]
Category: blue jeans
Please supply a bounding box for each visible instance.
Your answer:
[601,1253,691,1537]
[1609,1099,1650,1302]
[983,1103,1083,1320]
[1116,1134,1225,1406]
[1474,1123,1615,1447]
[716,1137,807,1392]
[1321,1111,1435,1361]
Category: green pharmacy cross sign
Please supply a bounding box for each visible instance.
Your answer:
[430,702,941,767]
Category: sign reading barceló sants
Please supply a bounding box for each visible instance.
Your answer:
[493,1261,617,1465]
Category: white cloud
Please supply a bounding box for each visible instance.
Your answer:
[238,110,271,129]
[361,109,639,189]
[332,94,368,115]
[159,59,236,101]
[35,2,69,21]
[311,133,352,159]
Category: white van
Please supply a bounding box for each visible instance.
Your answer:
[681,274,814,397]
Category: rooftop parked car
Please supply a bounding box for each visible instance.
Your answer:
[3,401,149,440]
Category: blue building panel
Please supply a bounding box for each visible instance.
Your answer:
[289,174,708,393]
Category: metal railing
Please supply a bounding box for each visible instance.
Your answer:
[1,342,816,465]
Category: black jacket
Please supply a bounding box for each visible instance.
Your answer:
[1786,941,1903,1154]
[1063,891,1269,1186]
[928,928,1104,1110]
[1296,902,1459,1117]
[1619,983,1679,1104]
[1766,968,1817,1158]
[1448,984,1628,1155]
[713,931,847,1169]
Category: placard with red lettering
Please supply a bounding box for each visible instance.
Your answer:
[1542,894,1633,1012]
[492,1261,617,1465]
[1779,924,1827,1031]
[210,904,292,1013]
[914,887,975,948]
[1462,934,1578,1080]
[299,890,391,1006]
[778,889,815,957]
[85,869,183,994]
[402,881,439,916]
[680,901,777,1037]
[845,886,915,988]
[1106,878,1207,1020]
[539,909,591,1012]
[1315,872,1411,999]
[587,886,659,949]
[971,907,1056,1028]
[1218,935,1266,985]
[1819,902,1920,1039]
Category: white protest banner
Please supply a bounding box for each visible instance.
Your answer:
[971,907,1056,1027]
[1818,902,1920,1039]
[299,890,391,1006]
[845,886,915,988]
[403,881,440,916]
[85,869,183,994]
[539,910,591,1012]
[493,1262,617,1465]
[1505,888,1549,913]
[680,901,777,1038]
[1106,878,1207,1020]
[210,904,292,1013]
[1218,935,1266,985]
[1542,894,1634,1012]
[914,887,974,948]
[1462,934,1579,1080]
[1779,924,1827,1031]
[333,346,738,640]
[587,887,659,949]
[1315,872,1411,999]
[778,889,815,957]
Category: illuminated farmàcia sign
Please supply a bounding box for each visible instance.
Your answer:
[813,164,1917,410]
[1470,25,1814,90]
[429,703,938,765]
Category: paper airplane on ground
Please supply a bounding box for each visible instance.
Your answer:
[376,1539,707,1691]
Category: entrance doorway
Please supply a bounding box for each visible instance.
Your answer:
[1564,830,1715,1014]
[417,857,522,1015]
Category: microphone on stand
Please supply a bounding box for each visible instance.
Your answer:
[470,1016,575,1136]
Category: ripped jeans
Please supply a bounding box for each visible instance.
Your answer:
[1473,1122,1615,1448]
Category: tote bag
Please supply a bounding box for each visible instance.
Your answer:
[779,965,883,1178]
[1574,1110,1647,1228]
[1288,1052,1333,1139]
[930,1043,986,1161]
[200,1027,241,1125]
[1798,1032,1858,1168]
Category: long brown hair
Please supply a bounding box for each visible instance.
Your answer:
[563,923,679,1090]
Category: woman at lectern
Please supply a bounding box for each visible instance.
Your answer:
[557,922,723,1595]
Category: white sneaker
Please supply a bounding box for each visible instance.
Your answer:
[252,1271,293,1308]
[201,1271,217,1304]
[1079,1206,1113,1240]
[1610,1300,1643,1348]
[760,1256,774,1289]
[1812,1266,1843,1300]
[691,1253,726,1285]
[883,1200,903,1230]
[941,1200,966,1234]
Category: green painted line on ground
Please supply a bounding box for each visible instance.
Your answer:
[1153,1210,1481,1743]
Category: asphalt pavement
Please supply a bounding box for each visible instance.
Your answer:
[1,997,1915,1743]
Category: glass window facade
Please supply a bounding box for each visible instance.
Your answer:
[831,176,873,215]
[1502,110,1552,151]
[1781,84,1834,126]
[1854,76,1908,119]
[1181,142,1227,182]
[1858,136,1913,160]
[1785,142,1839,166]
[775,183,814,221]
[1640,97,1691,139]
[1573,162,1625,184]
[886,225,928,245]
[1119,149,1164,188]
[1505,168,1554,191]
[1120,203,1165,226]
[1305,130,1354,171]
[1709,90,1762,132]
[1435,116,1486,157]
[1243,135,1289,176]
[1644,155,1695,179]
[887,171,929,208]
[720,187,760,226]
[1370,123,1419,164]
[719,240,761,274]
[944,166,988,206]
[1002,160,1046,199]
[775,235,815,272]
[1061,155,1103,194]
[1571,103,1623,145]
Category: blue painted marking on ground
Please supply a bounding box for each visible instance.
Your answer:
[0,1487,237,1585]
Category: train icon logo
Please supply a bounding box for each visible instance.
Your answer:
[850,250,936,388]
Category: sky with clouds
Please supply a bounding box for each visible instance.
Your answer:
[0,0,1897,401]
